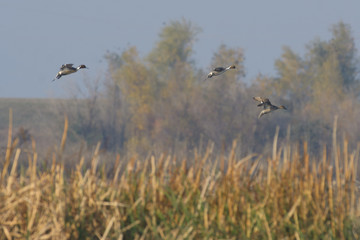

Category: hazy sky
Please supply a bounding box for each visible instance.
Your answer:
[2,1,360,98]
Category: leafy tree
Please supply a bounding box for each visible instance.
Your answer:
[148,18,201,76]
[274,46,310,107]
[148,19,201,151]
[111,47,156,153]
[307,22,359,91]
[267,22,360,152]
[330,22,358,88]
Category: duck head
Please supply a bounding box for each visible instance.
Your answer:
[78,65,88,69]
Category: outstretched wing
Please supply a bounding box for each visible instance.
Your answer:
[213,67,225,72]
[253,97,271,108]
[258,109,271,119]
[60,64,74,70]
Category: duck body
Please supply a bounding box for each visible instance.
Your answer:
[253,96,287,118]
[53,64,87,81]
[207,65,236,79]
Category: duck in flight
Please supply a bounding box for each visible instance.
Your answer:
[206,65,236,80]
[253,97,287,119]
[53,64,88,81]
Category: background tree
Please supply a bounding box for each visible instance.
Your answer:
[147,18,201,75]
[56,19,360,157]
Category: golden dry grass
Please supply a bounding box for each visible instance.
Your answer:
[0,113,360,239]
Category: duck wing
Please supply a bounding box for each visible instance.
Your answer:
[213,67,225,72]
[253,96,264,103]
[60,64,74,70]
[258,108,271,118]
[253,97,272,108]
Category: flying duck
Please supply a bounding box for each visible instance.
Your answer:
[253,96,287,119]
[206,65,236,79]
[53,64,88,81]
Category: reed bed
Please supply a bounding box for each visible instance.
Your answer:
[0,115,360,239]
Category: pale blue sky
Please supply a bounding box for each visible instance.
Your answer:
[1,1,360,98]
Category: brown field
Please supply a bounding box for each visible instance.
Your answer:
[0,113,360,239]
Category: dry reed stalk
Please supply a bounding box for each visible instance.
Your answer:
[290,146,299,185]
[248,156,260,181]
[112,154,122,185]
[327,166,336,236]
[1,109,13,185]
[226,140,237,177]
[319,146,326,214]
[281,150,288,180]
[124,198,142,221]
[157,155,166,202]
[284,197,302,223]
[293,209,301,238]
[272,126,279,161]
[171,215,185,238]
[216,189,225,228]
[204,203,209,230]
[350,153,356,216]
[180,226,193,239]
[246,203,251,238]
[27,188,41,233]
[6,148,20,193]
[344,138,349,180]
[139,226,149,240]
[150,156,157,227]
[207,172,220,194]
[284,124,291,166]
[355,143,360,216]
[193,147,211,190]
[138,160,148,204]
[101,216,115,240]
[266,157,272,186]
[120,220,141,234]
[347,156,353,212]
[2,226,11,240]
[51,152,56,175]
[60,114,68,153]
[333,116,342,199]
[220,150,225,174]
[303,142,309,185]
[312,162,324,225]
[31,152,38,183]
[157,225,166,239]
[91,142,101,175]
[53,171,65,238]
[258,209,272,240]
[163,155,171,177]
[197,176,211,210]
